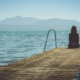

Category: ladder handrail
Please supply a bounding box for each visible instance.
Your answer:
[43,29,57,52]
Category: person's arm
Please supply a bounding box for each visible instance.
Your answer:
[77,34,79,44]
[69,34,71,44]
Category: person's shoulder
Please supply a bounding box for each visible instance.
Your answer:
[69,33,71,35]
[76,33,79,35]
[76,33,79,34]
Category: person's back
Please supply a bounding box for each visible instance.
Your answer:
[68,26,79,48]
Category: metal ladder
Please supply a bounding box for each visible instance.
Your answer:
[43,29,57,52]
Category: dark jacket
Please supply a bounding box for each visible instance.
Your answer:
[68,33,79,48]
[69,33,79,44]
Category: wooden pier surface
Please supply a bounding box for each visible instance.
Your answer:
[0,48,80,80]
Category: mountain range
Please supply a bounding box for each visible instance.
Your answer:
[0,16,80,31]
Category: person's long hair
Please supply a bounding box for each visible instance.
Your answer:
[71,26,77,33]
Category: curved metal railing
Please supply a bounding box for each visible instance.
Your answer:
[43,29,57,52]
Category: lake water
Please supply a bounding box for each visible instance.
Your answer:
[0,30,78,66]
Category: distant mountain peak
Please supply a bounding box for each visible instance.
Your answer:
[14,16,23,18]
[0,16,80,31]
[0,16,41,25]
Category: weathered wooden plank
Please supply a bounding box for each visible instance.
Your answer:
[0,48,80,80]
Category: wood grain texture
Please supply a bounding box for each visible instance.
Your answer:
[0,48,80,80]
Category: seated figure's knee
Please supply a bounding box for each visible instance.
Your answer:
[68,43,79,48]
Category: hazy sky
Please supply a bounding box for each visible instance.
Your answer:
[0,0,80,21]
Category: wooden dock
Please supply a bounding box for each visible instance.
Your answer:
[0,48,80,80]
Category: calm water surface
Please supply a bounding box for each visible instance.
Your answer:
[0,31,78,66]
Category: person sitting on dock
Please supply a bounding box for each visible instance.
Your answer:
[68,25,80,48]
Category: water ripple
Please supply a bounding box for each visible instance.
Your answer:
[0,31,69,66]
